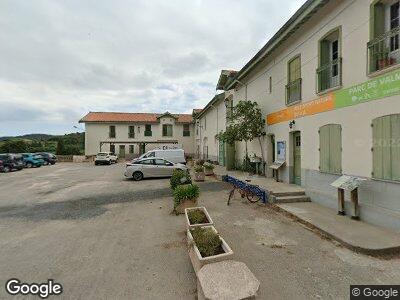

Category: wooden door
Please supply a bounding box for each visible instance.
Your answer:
[119,145,126,158]
[293,132,301,185]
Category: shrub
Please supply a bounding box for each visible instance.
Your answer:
[195,159,205,166]
[203,163,215,170]
[170,169,192,190]
[191,227,222,257]
[173,184,200,209]
[188,209,208,224]
[194,165,204,173]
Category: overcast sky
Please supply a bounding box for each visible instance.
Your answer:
[0,0,305,136]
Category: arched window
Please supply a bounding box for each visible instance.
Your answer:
[319,124,342,174]
[372,114,400,181]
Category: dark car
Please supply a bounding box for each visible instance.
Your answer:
[0,154,24,172]
[36,152,57,165]
[0,160,4,173]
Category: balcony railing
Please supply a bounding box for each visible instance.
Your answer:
[128,132,135,138]
[144,130,152,137]
[109,132,116,138]
[368,27,400,74]
[285,78,302,105]
[317,57,342,93]
[183,131,190,137]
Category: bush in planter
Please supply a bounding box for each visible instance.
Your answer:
[188,209,208,224]
[170,169,192,190]
[194,165,204,173]
[191,227,222,257]
[196,159,205,166]
[173,184,200,210]
[203,163,215,171]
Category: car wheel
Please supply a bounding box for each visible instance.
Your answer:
[95,162,98,166]
[108,160,112,165]
[132,171,143,181]
[3,166,10,173]
[44,161,49,166]
[26,162,33,168]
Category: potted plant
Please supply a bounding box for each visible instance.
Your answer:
[170,169,192,190]
[203,163,215,176]
[184,207,213,230]
[194,165,205,182]
[187,226,234,275]
[377,47,396,70]
[173,184,200,214]
[195,159,205,166]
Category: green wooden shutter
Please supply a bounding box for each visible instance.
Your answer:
[371,2,385,39]
[329,124,342,174]
[373,117,384,179]
[391,115,400,181]
[382,116,392,180]
[319,125,330,172]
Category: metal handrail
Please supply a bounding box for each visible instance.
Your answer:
[285,78,302,105]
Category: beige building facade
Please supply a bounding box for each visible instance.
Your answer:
[219,0,400,231]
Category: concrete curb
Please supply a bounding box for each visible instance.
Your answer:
[270,204,400,258]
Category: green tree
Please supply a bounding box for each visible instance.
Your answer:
[0,139,28,153]
[217,101,266,172]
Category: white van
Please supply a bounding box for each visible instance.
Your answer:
[134,149,186,164]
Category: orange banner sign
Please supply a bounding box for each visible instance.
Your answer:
[266,93,335,125]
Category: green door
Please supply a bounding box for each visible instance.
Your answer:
[219,140,225,166]
[119,145,126,158]
[293,132,301,185]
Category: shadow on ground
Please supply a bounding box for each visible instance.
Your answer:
[0,181,229,221]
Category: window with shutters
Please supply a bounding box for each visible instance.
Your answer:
[368,1,400,73]
[144,124,152,137]
[183,124,190,136]
[286,55,302,105]
[129,145,134,154]
[319,124,342,174]
[372,114,400,181]
[317,28,342,93]
[109,126,116,138]
[128,126,135,138]
[162,124,173,137]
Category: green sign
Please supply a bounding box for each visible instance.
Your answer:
[335,69,400,108]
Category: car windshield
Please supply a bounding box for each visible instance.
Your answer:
[97,153,107,156]
[34,155,42,159]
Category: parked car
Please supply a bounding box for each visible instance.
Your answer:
[134,149,186,164]
[0,160,4,173]
[22,153,44,168]
[36,152,57,165]
[0,154,24,172]
[95,152,118,165]
[124,158,188,181]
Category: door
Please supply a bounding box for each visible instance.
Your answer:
[218,140,225,166]
[119,145,126,159]
[154,159,172,177]
[293,132,301,185]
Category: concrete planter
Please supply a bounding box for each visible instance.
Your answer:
[184,207,214,230]
[204,168,214,176]
[194,171,205,182]
[175,198,198,214]
[187,226,234,275]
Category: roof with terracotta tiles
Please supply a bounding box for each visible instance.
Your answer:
[79,112,193,124]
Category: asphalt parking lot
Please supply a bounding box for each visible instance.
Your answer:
[1,163,400,299]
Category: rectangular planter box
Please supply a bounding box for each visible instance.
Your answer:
[187,226,234,275]
[204,169,214,176]
[194,172,205,182]
[175,198,198,214]
[184,207,214,230]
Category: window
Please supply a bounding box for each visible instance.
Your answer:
[128,126,135,138]
[372,114,400,181]
[269,76,272,94]
[286,55,302,105]
[129,145,134,154]
[319,124,342,174]
[368,1,400,73]
[140,159,155,165]
[226,98,234,120]
[110,144,115,154]
[155,159,173,166]
[109,126,116,138]
[317,28,342,93]
[183,124,190,136]
[162,124,173,137]
[144,124,152,137]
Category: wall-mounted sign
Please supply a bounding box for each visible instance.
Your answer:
[266,69,400,125]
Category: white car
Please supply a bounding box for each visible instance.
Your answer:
[94,152,118,165]
[133,149,186,164]
[124,158,188,181]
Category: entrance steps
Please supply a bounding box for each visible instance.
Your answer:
[270,191,311,204]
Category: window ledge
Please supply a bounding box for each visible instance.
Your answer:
[317,85,342,96]
[368,64,400,78]
[286,100,302,107]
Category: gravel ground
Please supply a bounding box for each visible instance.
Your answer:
[0,163,399,299]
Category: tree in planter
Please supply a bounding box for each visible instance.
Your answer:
[203,163,215,175]
[217,101,266,173]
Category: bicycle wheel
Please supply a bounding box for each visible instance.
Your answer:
[246,191,260,203]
